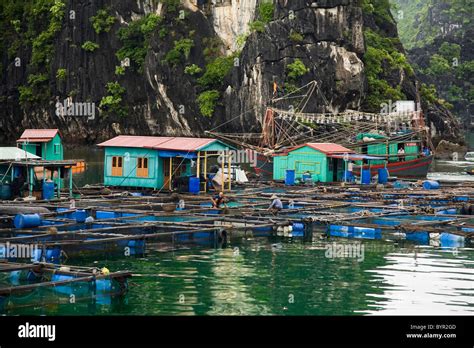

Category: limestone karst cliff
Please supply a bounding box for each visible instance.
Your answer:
[0,0,464,145]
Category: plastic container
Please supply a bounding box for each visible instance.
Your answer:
[96,211,117,219]
[378,168,389,184]
[422,180,440,190]
[328,225,353,238]
[406,231,429,244]
[302,173,311,182]
[95,279,112,293]
[361,169,371,185]
[440,233,465,248]
[189,177,200,194]
[343,170,354,182]
[0,184,12,200]
[352,227,382,240]
[74,209,87,223]
[42,181,55,200]
[292,222,305,231]
[285,170,295,186]
[14,213,42,229]
[45,247,61,263]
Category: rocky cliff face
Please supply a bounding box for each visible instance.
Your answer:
[392,0,472,143]
[0,0,464,145]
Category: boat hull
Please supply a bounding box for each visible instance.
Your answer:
[353,155,433,178]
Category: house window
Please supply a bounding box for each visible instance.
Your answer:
[54,144,61,155]
[111,156,123,176]
[137,157,149,178]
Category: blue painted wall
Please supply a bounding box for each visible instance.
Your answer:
[104,147,160,189]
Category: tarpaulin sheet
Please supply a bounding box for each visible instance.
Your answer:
[157,150,197,159]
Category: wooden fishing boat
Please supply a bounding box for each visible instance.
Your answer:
[352,155,434,178]
[208,81,434,180]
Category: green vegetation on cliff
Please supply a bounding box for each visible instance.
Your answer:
[116,14,162,71]
[392,0,473,121]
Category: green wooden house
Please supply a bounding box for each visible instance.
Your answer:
[273,143,354,183]
[17,129,63,161]
[97,135,234,191]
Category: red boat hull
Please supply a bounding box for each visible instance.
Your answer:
[255,154,433,179]
[352,155,433,178]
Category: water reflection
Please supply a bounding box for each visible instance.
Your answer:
[2,238,473,315]
[363,249,474,315]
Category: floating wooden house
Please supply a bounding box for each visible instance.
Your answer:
[0,147,77,199]
[17,129,63,161]
[97,136,234,192]
[273,143,354,182]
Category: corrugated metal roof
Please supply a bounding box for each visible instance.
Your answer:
[97,136,218,152]
[153,137,216,151]
[0,147,40,160]
[17,129,59,142]
[290,143,354,154]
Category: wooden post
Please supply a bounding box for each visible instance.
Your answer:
[169,157,173,190]
[28,166,33,198]
[203,152,208,193]
[196,151,201,193]
[69,167,73,198]
[196,151,201,178]
[57,167,61,198]
[221,151,225,192]
[228,152,231,191]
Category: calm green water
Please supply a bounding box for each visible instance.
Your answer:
[4,237,474,315]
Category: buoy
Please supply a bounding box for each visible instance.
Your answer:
[101,267,110,275]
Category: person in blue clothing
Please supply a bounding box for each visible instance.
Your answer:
[268,194,283,214]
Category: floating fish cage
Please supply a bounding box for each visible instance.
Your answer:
[0,261,131,311]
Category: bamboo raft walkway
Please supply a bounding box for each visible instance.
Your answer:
[0,182,472,261]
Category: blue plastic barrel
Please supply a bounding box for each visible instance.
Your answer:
[343,170,354,182]
[42,181,55,200]
[96,211,116,219]
[189,177,200,194]
[378,168,389,184]
[423,180,440,190]
[74,209,87,223]
[292,222,305,231]
[96,279,112,292]
[0,184,12,200]
[440,233,465,248]
[285,170,295,185]
[361,169,371,184]
[14,213,42,229]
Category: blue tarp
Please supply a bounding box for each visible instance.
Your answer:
[157,150,197,159]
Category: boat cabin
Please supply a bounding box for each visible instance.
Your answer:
[273,143,355,183]
[17,129,63,161]
[97,136,234,192]
[356,133,421,164]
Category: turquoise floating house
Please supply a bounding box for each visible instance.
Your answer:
[17,129,63,161]
[97,135,234,192]
[273,143,354,183]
